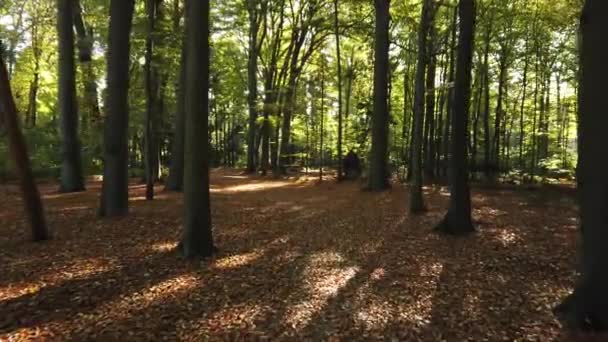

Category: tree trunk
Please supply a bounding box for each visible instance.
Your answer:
[144,0,159,200]
[165,27,187,191]
[319,62,325,182]
[423,48,436,180]
[334,0,343,181]
[58,0,85,193]
[368,0,391,191]
[435,0,475,235]
[555,0,608,331]
[99,0,135,217]
[26,23,40,128]
[180,0,215,258]
[74,0,101,130]
[482,22,492,178]
[246,0,260,173]
[493,50,508,172]
[409,0,433,213]
[0,54,49,241]
[519,38,529,170]
[442,6,457,178]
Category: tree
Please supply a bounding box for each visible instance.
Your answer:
[57,0,85,193]
[99,0,135,217]
[555,0,608,331]
[435,0,475,235]
[334,0,343,181]
[73,0,101,129]
[245,0,266,173]
[367,0,390,191]
[166,19,187,191]
[0,53,49,241]
[180,0,215,258]
[144,0,161,200]
[410,0,433,213]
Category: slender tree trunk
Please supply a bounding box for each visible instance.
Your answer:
[99,0,135,217]
[368,0,391,191]
[442,7,457,178]
[74,0,101,129]
[334,0,343,181]
[471,56,483,176]
[319,61,325,182]
[493,51,508,172]
[58,0,85,193]
[144,0,159,200]
[482,23,492,178]
[0,54,49,241]
[246,0,260,173]
[410,0,433,212]
[165,28,187,191]
[26,23,40,128]
[180,0,215,258]
[423,49,436,180]
[519,39,529,170]
[435,0,476,235]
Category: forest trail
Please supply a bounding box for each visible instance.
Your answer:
[1,169,578,340]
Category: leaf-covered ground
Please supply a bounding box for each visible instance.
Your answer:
[0,169,580,340]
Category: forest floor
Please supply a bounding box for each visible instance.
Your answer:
[0,168,580,341]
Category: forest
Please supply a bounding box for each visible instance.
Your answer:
[1,0,607,340]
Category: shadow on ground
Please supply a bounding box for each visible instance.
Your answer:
[0,168,578,340]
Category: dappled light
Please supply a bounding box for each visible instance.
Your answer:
[0,168,580,340]
[0,0,594,336]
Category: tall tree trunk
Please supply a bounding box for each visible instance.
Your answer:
[409,0,433,212]
[74,0,101,129]
[471,55,483,176]
[481,22,492,178]
[0,54,49,241]
[99,0,135,217]
[442,8,457,178]
[319,62,325,182]
[435,0,475,235]
[555,0,608,331]
[334,0,343,180]
[246,0,261,173]
[144,0,159,200]
[165,27,187,191]
[519,38,529,170]
[493,50,508,172]
[180,0,215,258]
[58,0,85,193]
[423,46,436,180]
[26,23,40,128]
[368,0,391,191]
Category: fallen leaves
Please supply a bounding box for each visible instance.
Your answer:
[0,169,578,340]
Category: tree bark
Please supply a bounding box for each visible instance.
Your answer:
[334,0,343,181]
[144,0,160,200]
[368,0,391,191]
[180,0,215,258]
[423,44,436,180]
[435,0,475,235]
[481,22,492,178]
[99,0,135,217]
[409,0,433,212]
[555,0,608,331]
[166,22,187,191]
[245,0,263,173]
[0,54,49,241]
[58,0,85,193]
[74,0,101,129]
